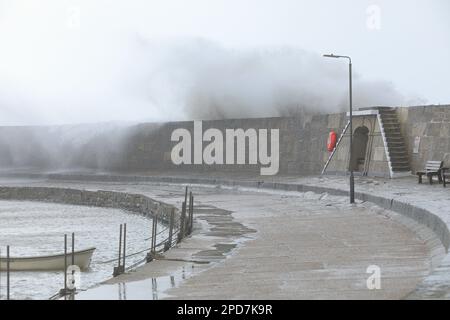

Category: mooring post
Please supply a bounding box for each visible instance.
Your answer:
[6,245,10,300]
[184,186,188,206]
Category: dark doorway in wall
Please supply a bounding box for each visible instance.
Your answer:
[350,126,369,172]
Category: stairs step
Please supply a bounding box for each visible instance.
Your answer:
[392,166,410,169]
[386,138,405,143]
[383,123,401,128]
[383,120,400,127]
[390,160,410,165]
[389,152,408,157]
[384,130,402,135]
[378,108,412,174]
[390,153,409,158]
[391,162,411,167]
[392,167,411,172]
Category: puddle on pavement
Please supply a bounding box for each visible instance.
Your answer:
[73,190,256,300]
[75,264,198,300]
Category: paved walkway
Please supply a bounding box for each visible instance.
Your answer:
[0,173,445,299]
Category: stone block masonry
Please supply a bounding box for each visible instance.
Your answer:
[0,104,449,176]
[0,186,178,225]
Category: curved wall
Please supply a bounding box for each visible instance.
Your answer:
[0,186,178,225]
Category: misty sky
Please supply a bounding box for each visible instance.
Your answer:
[0,0,449,125]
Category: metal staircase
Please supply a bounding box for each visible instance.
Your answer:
[377,107,411,176]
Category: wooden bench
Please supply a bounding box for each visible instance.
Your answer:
[416,161,443,184]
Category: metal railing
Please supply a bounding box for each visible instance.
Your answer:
[2,186,195,300]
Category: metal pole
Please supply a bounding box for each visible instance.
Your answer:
[71,233,75,266]
[64,234,67,297]
[349,61,355,204]
[153,217,157,253]
[168,208,174,245]
[71,233,75,291]
[6,245,10,300]
[323,54,355,204]
[189,193,194,234]
[179,201,186,241]
[118,224,122,268]
[122,223,126,269]
[0,247,2,300]
[151,217,155,253]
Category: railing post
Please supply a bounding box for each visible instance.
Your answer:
[113,224,124,277]
[118,224,122,267]
[189,193,194,235]
[152,216,157,253]
[122,223,127,269]
[178,201,186,242]
[0,247,2,300]
[6,245,10,300]
[71,232,75,292]
[165,208,175,251]
[64,234,67,298]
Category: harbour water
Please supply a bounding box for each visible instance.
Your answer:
[0,200,164,300]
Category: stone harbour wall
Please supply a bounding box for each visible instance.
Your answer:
[0,186,178,225]
[0,104,449,177]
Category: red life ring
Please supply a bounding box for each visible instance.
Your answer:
[327,131,337,152]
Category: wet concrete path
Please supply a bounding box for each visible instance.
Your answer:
[0,177,443,299]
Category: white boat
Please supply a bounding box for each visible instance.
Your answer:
[0,247,96,271]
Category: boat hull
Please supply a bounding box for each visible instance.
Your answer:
[0,247,95,271]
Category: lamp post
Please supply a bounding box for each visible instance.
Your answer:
[323,54,355,204]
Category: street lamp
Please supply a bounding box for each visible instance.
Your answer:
[323,53,355,204]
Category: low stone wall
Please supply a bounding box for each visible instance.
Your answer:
[0,186,179,225]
